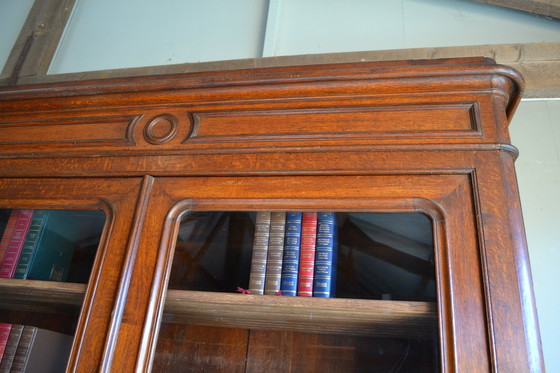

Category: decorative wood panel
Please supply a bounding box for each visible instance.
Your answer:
[190,103,480,144]
[0,115,137,147]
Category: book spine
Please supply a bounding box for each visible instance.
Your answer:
[297,212,318,297]
[0,324,23,373]
[0,323,11,363]
[0,210,33,279]
[313,212,338,298]
[14,210,49,280]
[0,211,19,264]
[264,212,286,295]
[279,212,302,296]
[0,210,10,246]
[248,212,271,295]
[9,326,36,373]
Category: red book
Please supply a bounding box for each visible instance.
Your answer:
[0,324,23,372]
[297,212,318,297]
[0,323,11,360]
[0,211,19,264]
[0,209,33,278]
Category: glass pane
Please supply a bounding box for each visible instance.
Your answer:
[154,211,439,372]
[0,208,106,371]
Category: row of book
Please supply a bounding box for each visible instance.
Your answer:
[0,324,72,373]
[248,212,338,298]
[0,209,78,282]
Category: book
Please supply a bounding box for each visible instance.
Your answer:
[14,210,79,281]
[0,210,34,279]
[0,324,23,372]
[0,211,19,265]
[248,212,272,295]
[0,210,12,254]
[0,323,10,365]
[264,212,286,295]
[297,212,318,297]
[10,326,73,373]
[313,212,338,298]
[279,212,303,296]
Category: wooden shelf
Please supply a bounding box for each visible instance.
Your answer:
[0,278,86,314]
[163,290,437,338]
[0,279,437,339]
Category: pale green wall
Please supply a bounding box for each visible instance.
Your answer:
[1,0,559,371]
[47,0,560,73]
[48,0,269,73]
[272,0,560,56]
[510,100,560,373]
[0,0,34,71]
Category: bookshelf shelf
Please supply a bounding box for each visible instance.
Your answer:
[0,279,437,338]
[163,290,436,338]
[0,278,85,314]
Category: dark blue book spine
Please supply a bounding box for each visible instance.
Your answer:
[313,212,337,298]
[279,212,302,296]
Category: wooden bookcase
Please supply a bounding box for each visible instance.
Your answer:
[0,58,543,372]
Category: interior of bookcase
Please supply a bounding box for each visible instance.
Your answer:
[0,208,442,371]
[152,211,440,373]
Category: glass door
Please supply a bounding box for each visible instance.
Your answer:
[133,174,488,372]
[0,208,105,371]
[0,177,145,373]
[152,210,439,372]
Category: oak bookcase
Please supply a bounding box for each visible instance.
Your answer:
[0,58,543,372]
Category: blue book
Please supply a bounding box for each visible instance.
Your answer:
[313,212,338,298]
[279,212,302,296]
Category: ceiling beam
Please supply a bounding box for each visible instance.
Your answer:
[469,0,560,20]
[257,42,560,99]
[15,42,558,99]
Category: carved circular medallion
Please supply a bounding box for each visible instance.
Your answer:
[144,114,179,145]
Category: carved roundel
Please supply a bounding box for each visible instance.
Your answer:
[144,114,179,145]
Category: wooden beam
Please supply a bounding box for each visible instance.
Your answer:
[13,42,558,99]
[251,42,560,99]
[163,290,436,338]
[0,0,76,83]
[469,0,560,20]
